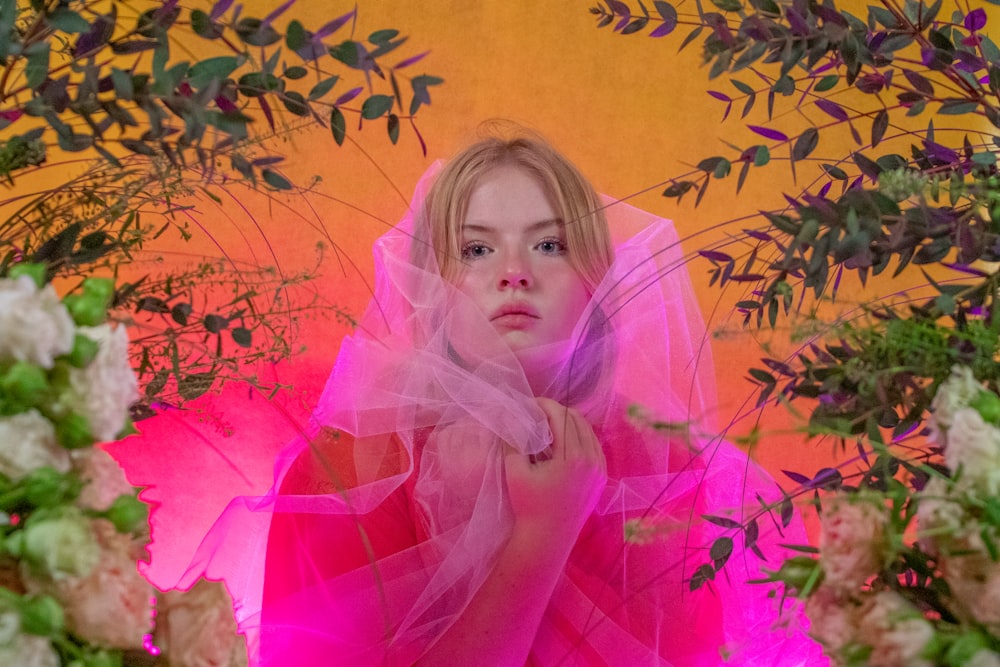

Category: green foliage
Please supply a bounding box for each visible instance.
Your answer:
[0,0,440,410]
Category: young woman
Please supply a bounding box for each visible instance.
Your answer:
[253,134,821,665]
[111,132,822,665]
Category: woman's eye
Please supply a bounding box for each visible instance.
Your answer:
[536,238,566,255]
[461,242,491,259]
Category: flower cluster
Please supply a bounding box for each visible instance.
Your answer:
[779,365,1000,666]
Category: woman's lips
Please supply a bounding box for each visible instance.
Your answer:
[491,303,539,329]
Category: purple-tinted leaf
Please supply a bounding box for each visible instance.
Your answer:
[335,86,363,106]
[395,51,429,69]
[815,99,848,121]
[210,0,234,21]
[215,94,238,114]
[747,125,788,141]
[74,11,116,57]
[762,358,795,377]
[0,110,22,128]
[261,0,295,28]
[703,514,741,529]
[743,228,772,242]
[871,109,889,148]
[259,95,275,132]
[728,273,766,282]
[650,2,677,36]
[607,0,631,16]
[708,90,731,102]
[782,470,811,485]
[809,468,843,490]
[902,69,934,95]
[699,249,732,262]
[954,50,986,73]
[316,9,356,38]
[923,139,959,163]
[965,8,987,32]
[855,73,885,94]
[785,6,811,36]
[818,181,832,197]
[792,127,819,160]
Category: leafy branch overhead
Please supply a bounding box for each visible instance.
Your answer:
[593,0,1000,437]
[0,0,442,411]
[0,0,443,186]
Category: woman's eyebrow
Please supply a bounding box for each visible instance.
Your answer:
[462,219,563,234]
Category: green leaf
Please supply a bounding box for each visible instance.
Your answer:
[369,29,399,44]
[171,303,192,326]
[710,0,742,11]
[792,128,819,161]
[753,145,770,166]
[822,163,848,179]
[282,91,309,116]
[110,67,134,101]
[361,94,393,119]
[232,327,252,347]
[710,536,734,564]
[938,100,978,115]
[262,168,292,190]
[190,9,222,39]
[286,19,308,51]
[387,113,400,144]
[330,107,346,145]
[178,373,213,400]
[188,56,242,90]
[972,151,997,166]
[204,314,229,333]
[814,75,838,92]
[47,8,90,33]
[308,75,339,101]
[284,66,308,80]
[730,79,754,95]
[24,42,50,90]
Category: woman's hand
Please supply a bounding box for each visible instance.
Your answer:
[504,397,607,537]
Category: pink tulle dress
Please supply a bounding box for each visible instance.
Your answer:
[109,166,825,666]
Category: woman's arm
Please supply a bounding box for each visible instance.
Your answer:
[416,398,607,666]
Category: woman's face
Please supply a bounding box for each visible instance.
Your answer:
[453,165,591,371]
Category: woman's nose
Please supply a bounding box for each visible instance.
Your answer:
[498,253,532,289]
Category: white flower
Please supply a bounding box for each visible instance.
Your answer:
[74,448,136,511]
[0,633,59,667]
[856,591,934,667]
[0,276,74,368]
[943,408,1000,494]
[24,519,153,649]
[941,551,1000,635]
[0,410,70,480]
[969,650,1000,667]
[820,493,887,591]
[66,324,138,442]
[20,509,100,580]
[930,365,987,444]
[156,580,247,667]
[804,585,858,654]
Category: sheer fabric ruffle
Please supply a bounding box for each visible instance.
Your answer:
[110,165,825,666]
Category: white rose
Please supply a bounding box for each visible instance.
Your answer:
[930,365,988,447]
[804,585,859,654]
[0,276,74,368]
[945,408,1000,494]
[941,551,1000,634]
[856,591,934,667]
[24,519,153,649]
[0,633,59,667]
[156,580,247,667]
[820,493,887,591]
[969,650,1000,667]
[0,410,70,480]
[66,324,138,442]
[20,509,100,580]
[73,448,136,511]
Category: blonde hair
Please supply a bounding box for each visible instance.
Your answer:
[421,134,613,291]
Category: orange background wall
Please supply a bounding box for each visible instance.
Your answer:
[181,1,995,484]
